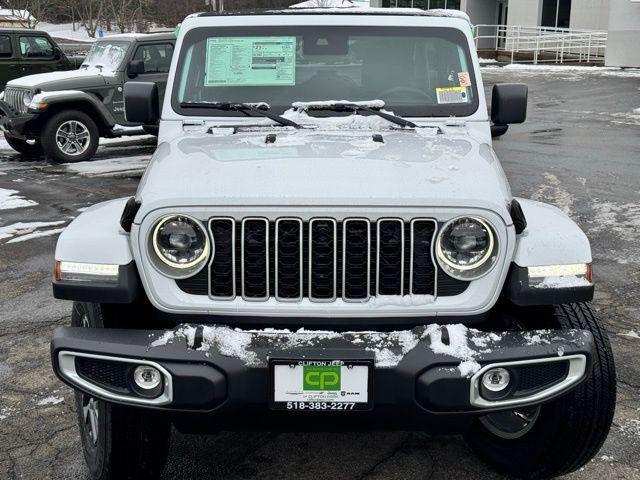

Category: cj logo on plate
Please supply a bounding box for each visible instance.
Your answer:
[303,366,341,391]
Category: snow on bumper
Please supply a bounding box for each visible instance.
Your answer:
[50,324,594,416]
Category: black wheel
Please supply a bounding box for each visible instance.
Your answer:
[71,302,171,480]
[465,302,616,479]
[4,134,43,157]
[41,110,99,163]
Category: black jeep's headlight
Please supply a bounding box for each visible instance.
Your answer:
[436,216,498,281]
[150,215,210,278]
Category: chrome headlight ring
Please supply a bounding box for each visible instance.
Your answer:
[435,216,499,281]
[148,214,211,279]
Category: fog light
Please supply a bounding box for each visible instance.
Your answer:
[133,365,162,390]
[482,368,511,392]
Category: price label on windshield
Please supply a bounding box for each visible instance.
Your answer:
[205,37,296,87]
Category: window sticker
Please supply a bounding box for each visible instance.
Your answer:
[458,71,471,87]
[205,36,296,87]
[436,86,468,104]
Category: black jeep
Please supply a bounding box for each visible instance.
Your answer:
[0,32,175,162]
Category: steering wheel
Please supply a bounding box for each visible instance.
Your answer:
[378,86,434,102]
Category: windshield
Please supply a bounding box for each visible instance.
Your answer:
[173,26,478,118]
[81,41,130,73]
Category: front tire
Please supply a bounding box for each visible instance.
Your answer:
[72,302,171,480]
[41,110,99,163]
[465,303,616,479]
[4,134,43,157]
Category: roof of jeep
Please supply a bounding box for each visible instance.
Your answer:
[196,7,470,23]
[96,32,175,43]
[0,28,50,34]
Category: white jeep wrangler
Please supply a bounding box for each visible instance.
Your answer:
[50,7,615,480]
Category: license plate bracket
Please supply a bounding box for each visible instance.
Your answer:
[269,358,373,411]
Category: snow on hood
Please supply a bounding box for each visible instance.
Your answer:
[6,69,110,89]
[137,128,512,219]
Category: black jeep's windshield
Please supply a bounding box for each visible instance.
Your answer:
[173,25,478,118]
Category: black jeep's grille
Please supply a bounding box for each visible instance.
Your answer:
[177,217,469,301]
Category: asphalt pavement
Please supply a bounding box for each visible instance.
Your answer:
[0,65,639,479]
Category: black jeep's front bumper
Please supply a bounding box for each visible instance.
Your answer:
[0,100,36,138]
[51,324,594,433]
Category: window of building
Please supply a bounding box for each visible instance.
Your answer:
[0,36,12,58]
[19,36,54,58]
[541,0,572,28]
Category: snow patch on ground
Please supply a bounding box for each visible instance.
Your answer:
[63,156,150,177]
[0,188,38,211]
[619,419,640,439]
[0,406,13,420]
[590,201,640,243]
[618,331,640,339]
[0,221,66,243]
[483,64,640,78]
[35,396,64,406]
[533,275,592,289]
[6,228,65,244]
[532,172,574,215]
[478,57,498,64]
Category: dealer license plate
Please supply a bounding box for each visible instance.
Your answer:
[270,359,373,411]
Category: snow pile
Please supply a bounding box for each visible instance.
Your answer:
[35,396,64,406]
[618,331,640,339]
[426,324,483,377]
[291,0,357,8]
[292,99,386,110]
[282,107,409,130]
[533,275,591,289]
[63,156,150,177]
[361,330,421,367]
[0,221,66,243]
[484,63,640,78]
[0,188,38,211]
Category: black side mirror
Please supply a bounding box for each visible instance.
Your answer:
[53,47,62,60]
[127,59,145,78]
[491,83,528,137]
[124,81,159,124]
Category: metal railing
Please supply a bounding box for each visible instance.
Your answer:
[473,25,607,64]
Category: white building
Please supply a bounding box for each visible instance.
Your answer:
[369,0,640,67]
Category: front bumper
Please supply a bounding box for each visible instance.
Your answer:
[0,100,36,138]
[51,324,594,433]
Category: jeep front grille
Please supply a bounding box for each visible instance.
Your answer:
[177,217,470,301]
[4,87,29,114]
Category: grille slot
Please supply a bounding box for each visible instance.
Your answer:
[242,218,269,300]
[276,218,303,301]
[376,219,404,296]
[309,218,337,301]
[209,218,235,299]
[176,217,470,301]
[75,357,130,394]
[343,219,370,302]
[410,219,437,295]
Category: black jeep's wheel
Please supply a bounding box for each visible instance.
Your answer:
[4,134,43,157]
[71,302,171,480]
[465,302,616,479]
[41,110,99,163]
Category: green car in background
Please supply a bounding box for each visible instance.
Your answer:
[0,28,80,90]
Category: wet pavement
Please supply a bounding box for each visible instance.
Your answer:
[0,66,639,479]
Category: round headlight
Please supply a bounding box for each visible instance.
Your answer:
[23,91,33,107]
[436,216,498,281]
[150,215,210,278]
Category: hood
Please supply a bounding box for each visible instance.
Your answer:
[137,128,512,220]
[6,69,108,90]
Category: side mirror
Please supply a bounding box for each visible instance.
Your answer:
[491,83,528,138]
[126,59,145,78]
[124,81,159,124]
[53,47,62,60]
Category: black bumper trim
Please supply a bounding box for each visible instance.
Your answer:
[0,100,36,138]
[51,323,594,428]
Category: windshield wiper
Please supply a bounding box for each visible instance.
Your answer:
[292,100,417,129]
[179,102,302,129]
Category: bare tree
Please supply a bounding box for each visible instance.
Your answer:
[104,0,143,33]
[74,0,104,38]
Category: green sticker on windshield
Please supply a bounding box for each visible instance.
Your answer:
[205,37,296,87]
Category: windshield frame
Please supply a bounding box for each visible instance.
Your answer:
[171,25,479,119]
